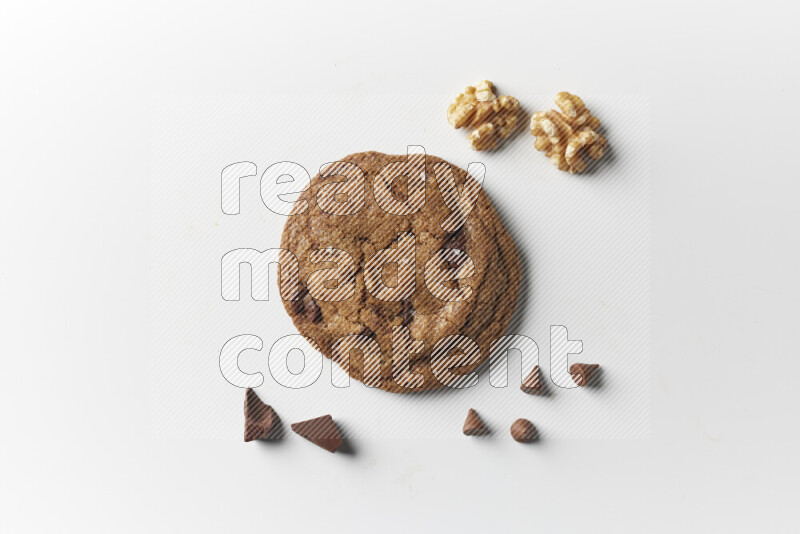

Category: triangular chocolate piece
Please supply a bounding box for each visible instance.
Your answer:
[244,388,278,442]
[463,408,488,436]
[521,365,542,394]
[291,415,342,453]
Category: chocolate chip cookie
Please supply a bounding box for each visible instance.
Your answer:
[280,151,520,392]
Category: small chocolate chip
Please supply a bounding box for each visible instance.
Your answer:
[569,363,599,387]
[510,418,537,443]
[520,366,542,395]
[463,408,489,436]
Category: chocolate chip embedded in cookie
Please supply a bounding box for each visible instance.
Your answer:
[280,151,521,393]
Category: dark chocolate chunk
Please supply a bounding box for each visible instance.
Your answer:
[520,365,542,395]
[401,299,414,326]
[291,415,343,453]
[244,388,278,442]
[443,228,467,269]
[510,418,537,443]
[291,288,308,316]
[304,297,322,323]
[462,408,489,436]
[569,363,599,387]
[358,326,376,339]
[292,287,322,323]
[444,227,466,251]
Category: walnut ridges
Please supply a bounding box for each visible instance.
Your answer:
[530,91,607,173]
[447,80,521,151]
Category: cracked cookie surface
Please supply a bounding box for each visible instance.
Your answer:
[280,151,521,392]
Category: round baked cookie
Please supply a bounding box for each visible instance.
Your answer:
[280,151,521,393]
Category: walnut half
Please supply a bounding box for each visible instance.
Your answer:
[530,92,607,173]
[447,81,520,151]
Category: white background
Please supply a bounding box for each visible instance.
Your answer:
[150,93,649,441]
[1,1,798,532]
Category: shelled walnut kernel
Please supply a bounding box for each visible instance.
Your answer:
[530,91,607,173]
[447,81,520,151]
